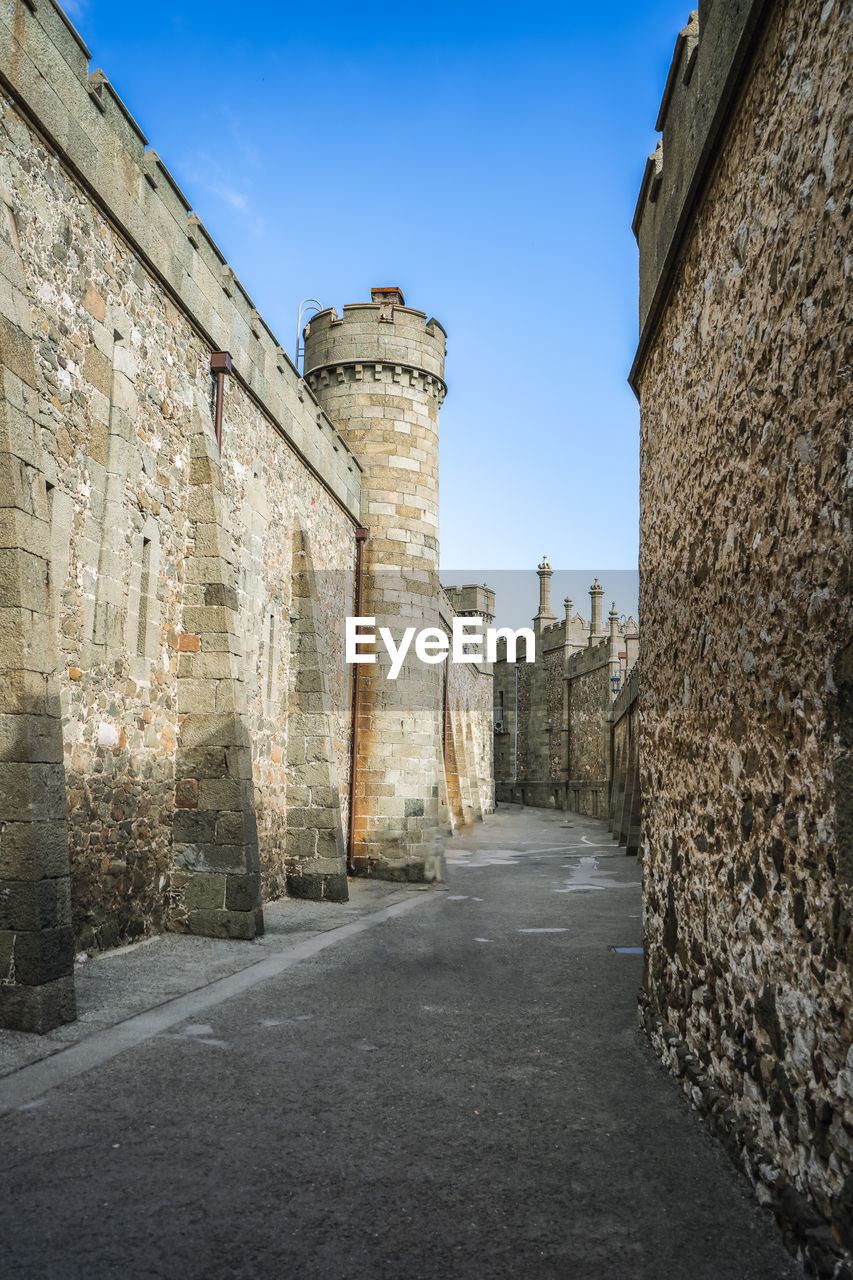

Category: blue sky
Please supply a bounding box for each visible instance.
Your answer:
[63,0,688,575]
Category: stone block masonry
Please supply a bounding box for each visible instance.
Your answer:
[170,409,263,940]
[284,522,349,904]
[0,154,75,1031]
[0,3,495,1029]
[0,0,360,1026]
[439,586,494,835]
[304,291,449,882]
[633,0,852,1270]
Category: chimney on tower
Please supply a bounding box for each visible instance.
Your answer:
[588,578,605,643]
[534,556,556,634]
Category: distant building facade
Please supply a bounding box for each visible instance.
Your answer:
[493,560,639,839]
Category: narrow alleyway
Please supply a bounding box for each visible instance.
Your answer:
[0,807,798,1279]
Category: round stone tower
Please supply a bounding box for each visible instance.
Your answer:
[303,287,447,881]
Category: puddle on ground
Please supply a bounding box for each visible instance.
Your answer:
[446,848,524,867]
[552,855,631,893]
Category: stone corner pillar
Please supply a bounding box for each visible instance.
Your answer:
[0,246,76,1032]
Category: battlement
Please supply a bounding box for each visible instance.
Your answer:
[304,362,446,406]
[0,0,361,518]
[630,0,772,389]
[304,297,447,381]
[442,584,496,622]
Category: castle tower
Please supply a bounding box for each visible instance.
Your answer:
[303,287,447,881]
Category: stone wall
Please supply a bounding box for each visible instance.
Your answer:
[0,71,359,947]
[567,646,611,819]
[609,665,639,855]
[0,0,497,1032]
[0,0,364,1027]
[634,0,853,1265]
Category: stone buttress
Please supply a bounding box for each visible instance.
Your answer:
[284,521,349,902]
[170,403,263,939]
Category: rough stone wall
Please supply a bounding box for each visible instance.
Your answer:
[0,0,359,967]
[609,666,640,854]
[0,118,76,1031]
[636,0,853,1254]
[568,655,611,818]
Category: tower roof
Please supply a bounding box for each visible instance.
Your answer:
[371,286,405,306]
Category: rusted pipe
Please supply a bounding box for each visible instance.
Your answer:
[347,526,369,875]
[210,351,232,450]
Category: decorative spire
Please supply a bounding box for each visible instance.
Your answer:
[535,556,555,624]
[589,578,605,638]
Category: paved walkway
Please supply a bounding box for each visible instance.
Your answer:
[0,807,800,1278]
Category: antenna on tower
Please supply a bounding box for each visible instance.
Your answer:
[295,298,323,374]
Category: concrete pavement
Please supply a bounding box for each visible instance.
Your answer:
[0,806,800,1278]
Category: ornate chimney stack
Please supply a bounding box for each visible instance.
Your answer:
[534,555,556,634]
[588,577,605,643]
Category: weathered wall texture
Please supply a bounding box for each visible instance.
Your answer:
[635,0,853,1262]
[609,666,640,855]
[0,1,495,1030]
[567,655,611,817]
[0,82,358,948]
[0,0,364,1028]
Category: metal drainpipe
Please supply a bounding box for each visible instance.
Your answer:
[210,351,232,450]
[442,653,449,759]
[347,526,369,875]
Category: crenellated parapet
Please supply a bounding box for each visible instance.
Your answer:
[305,362,446,406]
[0,0,361,519]
[630,0,772,389]
[442,584,496,625]
[304,299,446,382]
